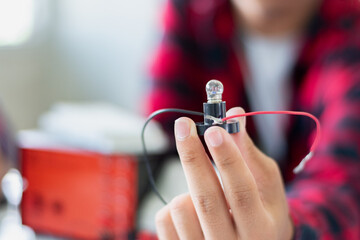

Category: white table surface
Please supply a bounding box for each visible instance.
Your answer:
[0,205,66,240]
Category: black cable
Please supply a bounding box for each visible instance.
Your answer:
[141,108,204,205]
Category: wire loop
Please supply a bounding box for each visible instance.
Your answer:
[142,109,321,205]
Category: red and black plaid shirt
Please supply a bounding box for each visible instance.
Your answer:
[145,0,360,239]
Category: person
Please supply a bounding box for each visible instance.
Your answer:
[145,0,360,239]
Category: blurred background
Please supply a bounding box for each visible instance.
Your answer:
[0,0,163,131]
[0,0,172,239]
[1,1,356,239]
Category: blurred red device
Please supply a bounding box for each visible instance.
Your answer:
[21,147,137,240]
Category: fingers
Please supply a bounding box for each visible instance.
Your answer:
[170,194,204,240]
[204,126,267,235]
[156,205,179,240]
[226,107,284,205]
[226,107,246,131]
[174,118,236,239]
[156,194,204,240]
[227,107,273,173]
[225,108,291,238]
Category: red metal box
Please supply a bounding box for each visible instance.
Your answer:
[21,147,137,240]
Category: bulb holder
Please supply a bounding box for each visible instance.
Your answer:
[196,101,240,135]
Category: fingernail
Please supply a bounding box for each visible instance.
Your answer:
[175,118,190,140]
[205,128,223,147]
[240,116,246,131]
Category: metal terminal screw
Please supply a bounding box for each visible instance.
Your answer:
[206,80,224,103]
[204,115,223,124]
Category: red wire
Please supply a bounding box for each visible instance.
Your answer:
[222,111,321,153]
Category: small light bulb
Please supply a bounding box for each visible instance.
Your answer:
[206,79,223,103]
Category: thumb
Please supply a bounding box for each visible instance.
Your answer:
[226,107,280,187]
[226,107,246,131]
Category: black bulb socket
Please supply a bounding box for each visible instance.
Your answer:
[196,101,240,135]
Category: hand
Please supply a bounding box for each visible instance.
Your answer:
[155,107,294,240]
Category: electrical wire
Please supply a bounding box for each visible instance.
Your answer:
[141,109,204,205]
[221,111,321,174]
[222,111,321,153]
[142,108,321,205]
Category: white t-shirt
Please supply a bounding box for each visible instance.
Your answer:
[239,32,300,160]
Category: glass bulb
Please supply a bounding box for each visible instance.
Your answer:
[206,79,223,103]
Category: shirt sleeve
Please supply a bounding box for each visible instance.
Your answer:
[287,63,360,239]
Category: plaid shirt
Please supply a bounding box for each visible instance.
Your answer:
[145,0,360,239]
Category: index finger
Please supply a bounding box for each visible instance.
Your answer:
[174,117,235,239]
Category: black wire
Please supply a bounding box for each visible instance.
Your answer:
[141,108,204,205]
